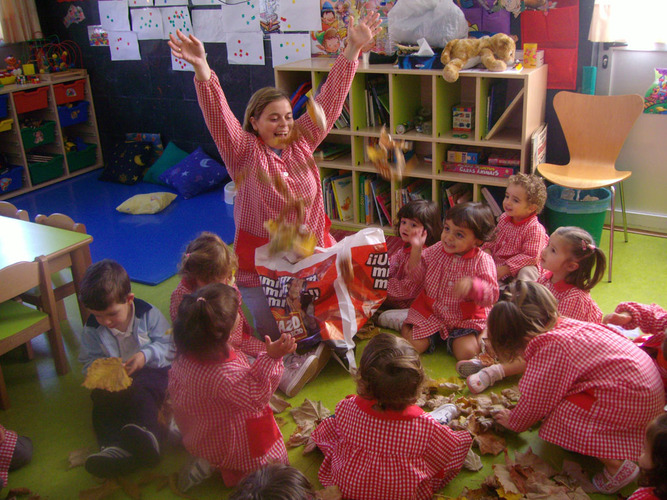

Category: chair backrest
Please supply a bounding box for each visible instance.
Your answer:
[0,201,29,221]
[554,91,644,168]
[35,212,87,234]
[0,259,41,303]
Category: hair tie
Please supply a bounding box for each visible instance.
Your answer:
[197,296,206,302]
[185,252,191,258]
[582,240,595,251]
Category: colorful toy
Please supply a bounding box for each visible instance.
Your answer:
[441,33,516,83]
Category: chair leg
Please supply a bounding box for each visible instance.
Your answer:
[0,368,9,410]
[23,340,34,361]
[46,329,70,376]
[608,184,616,283]
[619,181,629,243]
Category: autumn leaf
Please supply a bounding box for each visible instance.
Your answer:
[514,448,556,478]
[68,448,93,469]
[79,480,121,500]
[463,447,484,471]
[116,477,141,500]
[286,424,312,449]
[290,398,331,427]
[558,460,597,494]
[269,393,291,414]
[475,432,507,455]
[356,321,381,340]
[82,358,132,392]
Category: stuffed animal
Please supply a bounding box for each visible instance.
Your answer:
[441,33,516,83]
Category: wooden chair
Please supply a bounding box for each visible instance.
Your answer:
[0,201,28,221]
[536,91,644,282]
[20,213,92,325]
[0,256,70,409]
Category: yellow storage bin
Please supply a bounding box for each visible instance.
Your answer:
[0,118,13,133]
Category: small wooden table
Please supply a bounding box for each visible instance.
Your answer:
[0,215,93,322]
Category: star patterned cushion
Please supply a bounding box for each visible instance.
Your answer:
[99,141,155,185]
[159,146,228,199]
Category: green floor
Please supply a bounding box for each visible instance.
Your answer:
[2,230,666,498]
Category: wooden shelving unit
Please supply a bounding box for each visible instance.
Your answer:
[0,70,103,200]
[274,59,547,231]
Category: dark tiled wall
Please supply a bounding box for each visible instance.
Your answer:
[35,0,275,163]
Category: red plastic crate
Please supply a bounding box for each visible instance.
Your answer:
[53,79,85,105]
[13,87,48,114]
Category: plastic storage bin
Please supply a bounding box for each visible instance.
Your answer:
[58,100,89,127]
[545,185,612,246]
[13,87,49,114]
[20,120,56,149]
[0,165,24,193]
[53,79,85,105]
[66,143,97,172]
[0,94,8,119]
[0,118,13,133]
[28,154,64,185]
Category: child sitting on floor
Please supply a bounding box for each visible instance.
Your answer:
[458,226,607,393]
[229,463,316,499]
[482,173,548,283]
[0,424,31,491]
[171,232,324,398]
[628,413,667,500]
[169,283,295,490]
[79,259,174,478]
[311,333,472,500]
[401,202,498,360]
[604,302,667,391]
[490,281,664,495]
[377,199,442,331]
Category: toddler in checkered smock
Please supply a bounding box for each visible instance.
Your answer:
[168,283,297,491]
[627,413,667,500]
[311,333,472,500]
[490,281,665,495]
[459,226,607,394]
[401,202,499,360]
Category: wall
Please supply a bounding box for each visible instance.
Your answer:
[34,0,277,161]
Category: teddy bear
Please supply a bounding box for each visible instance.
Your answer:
[441,33,516,83]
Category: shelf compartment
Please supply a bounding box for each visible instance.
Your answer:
[66,143,97,172]
[391,74,432,137]
[13,87,49,114]
[20,120,56,149]
[53,79,86,105]
[0,94,8,119]
[58,100,90,127]
[28,154,64,185]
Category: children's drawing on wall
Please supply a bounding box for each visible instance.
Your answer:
[225,32,266,65]
[109,31,141,61]
[130,8,164,40]
[220,0,261,33]
[192,8,225,43]
[270,33,311,66]
[99,0,132,32]
[644,68,667,114]
[259,0,281,33]
[128,0,155,6]
[87,26,109,47]
[279,0,322,32]
[160,6,193,39]
[63,5,85,28]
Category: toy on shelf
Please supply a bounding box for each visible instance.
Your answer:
[366,126,414,181]
[29,38,82,74]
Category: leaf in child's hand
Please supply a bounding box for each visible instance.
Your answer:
[68,447,93,469]
[269,393,291,414]
[82,358,132,392]
[475,432,507,455]
[315,485,342,500]
[307,97,327,131]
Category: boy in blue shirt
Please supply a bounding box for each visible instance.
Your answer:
[78,259,174,478]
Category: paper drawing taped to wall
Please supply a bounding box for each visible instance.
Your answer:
[160,6,193,40]
[279,0,321,32]
[128,0,154,7]
[99,1,132,32]
[221,1,261,33]
[225,32,265,65]
[154,0,188,5]
[109,31,141,61]
[171,52,195,72]
[131,8,164,39]
[192,8,225,43]
[270,33,311,66]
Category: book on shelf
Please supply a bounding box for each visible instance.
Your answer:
[447,147,483,164]
[314,142,351,161]
[487,151,521,167]
[445,182,469,207]
[484,87,524,141]
[332,174,353,222]
[442,162,517,178]
[366,76,389,127]
[531,122,547,173]
[370,178,391,226]
[481,185,505,218]
[334,99,350,129]
[487,80,508,135]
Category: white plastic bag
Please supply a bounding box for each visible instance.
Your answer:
[255,228,388,373]
[388,0,468,48]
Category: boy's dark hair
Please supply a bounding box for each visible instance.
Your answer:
[507,173,547,213]
[173,283,239,361]
[445,202,496,242]
[357,332,425,411]
[394,199,443,247]
[179,231,237,285]
[229,463,315,500]
[551,226,606,291]
[488,281,559,362]
[641,413,667,499]
[79,259,131,311]
[243,87,293,135]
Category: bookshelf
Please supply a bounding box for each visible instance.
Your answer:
[274,60,547,231]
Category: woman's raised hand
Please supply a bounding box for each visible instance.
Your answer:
[343,11,382,60]
[168,30,210,81]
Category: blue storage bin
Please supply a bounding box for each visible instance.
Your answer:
[0,165,24,194]
[0,94,8,119]
[57,100,89,127]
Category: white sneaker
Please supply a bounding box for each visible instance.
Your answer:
[279,343,330,398]
[178,456,213,492]
[377,309,409,331]
[430,403,460,425]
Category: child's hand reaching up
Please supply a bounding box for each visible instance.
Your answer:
[602,311,632,326]
[265,333,297,359]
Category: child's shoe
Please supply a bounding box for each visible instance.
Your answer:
[85,446,137,478]
[455,358,485,378]
[120,424,160,466]
[430,403,460,425]
[592,460,639,494]
[467,364,505,394]
[377,309,409,331]
[279,343,330,397]
[178,456,213,492]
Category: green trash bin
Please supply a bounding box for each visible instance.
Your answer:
[545,185,612,246]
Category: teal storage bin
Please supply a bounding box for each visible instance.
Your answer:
[545,185,612,246]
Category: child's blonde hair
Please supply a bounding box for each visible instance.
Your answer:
[243,87,292,135]
[79,259,131,311]
[179,232,236,285]
[445,202,496,243]
[357,333,425,411]
[488,281,559,362]
[394,199,443,247]
[641,413,667,499]
[173,283,239,361]
[552,226,607,291]
[508,173,547,213]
